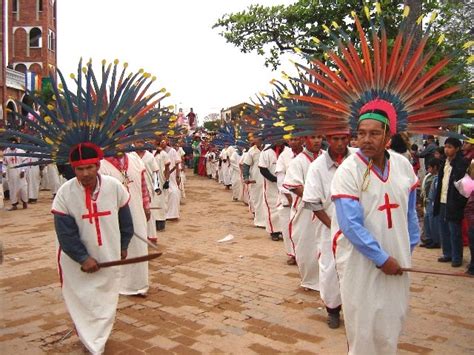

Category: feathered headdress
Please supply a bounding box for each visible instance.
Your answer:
[285,3,473,137]
[0,58,173,166]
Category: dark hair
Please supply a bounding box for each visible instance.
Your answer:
[427,158,441,169]
[390,134,408,154]
[444,137,462,149]
[69,145,99,162]
[426,135,435,140]
[435,146,445,157]
[411,144,418,151]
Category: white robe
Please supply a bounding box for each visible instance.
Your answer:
[132,151,159,240]
[3,148,28,204]
[46,163,61,195]
[258,147,282,234]
[302,149,355,309]
[242,145,266,228]
[229,150,242,201]
[220,147,232,186]
[52,175,130,355]
[24,156,42,200]
[154,150,171,221]
[331,151,418,355]
[165,147,181,219]
[275,147,296,256]
[283,149,321,290]
[177,147,186,200]
[100,154,149,295]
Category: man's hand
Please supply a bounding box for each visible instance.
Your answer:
[291,186,304,198]
[244,179,256,184]
[284,193,293,206]
[121,250,128,260]
[80,257,100,273]
[380,256,403,275]
[19,171,25,179]
[145,208,151,221]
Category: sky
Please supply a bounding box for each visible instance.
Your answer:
[57,0,297,124]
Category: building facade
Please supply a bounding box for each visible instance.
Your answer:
[1,0,57,127]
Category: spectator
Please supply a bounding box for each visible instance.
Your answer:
[389,133,411,161]
[462,138,474,160]
[410,144,421,176]
[420,158,441,248]
[433,138,470,267]
[433,146,446,161]
[416,135,437,168]
[460,162,474,275]
[187,108,196,129]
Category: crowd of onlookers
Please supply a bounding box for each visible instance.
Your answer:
[397,135,473,275]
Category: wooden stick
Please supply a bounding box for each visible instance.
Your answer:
[98,252,162,268]
[401,267,474,278]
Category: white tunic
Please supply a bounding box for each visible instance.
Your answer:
[275,147,298,256]
[258,147,282,234]
[302,149,355,309]
[100,154,149,295]
[283,149,321,290]
[239,152,251,206]
[132,151,159,240]
[25,157,41,200]
[220,147,232,186]
[52,175,130,355]
[165,147,181,219]
[177,146,186,200]
[331,151,418,355]
[46,163,62,195]
[3,148,28,204]
[242,145,266,228]
[229,150,242,200]
[154,150,171,221]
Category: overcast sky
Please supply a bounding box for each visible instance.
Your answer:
[57,0,296,123]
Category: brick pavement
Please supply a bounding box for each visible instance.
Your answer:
[0,172,473,354]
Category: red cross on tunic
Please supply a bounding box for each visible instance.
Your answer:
[82,202,111,246]
[377,193,399,229]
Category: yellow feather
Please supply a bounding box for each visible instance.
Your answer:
[312,37,320,44]
[403,6,410,18]
[416,14,424,25]
[101,59,106,65]
[331,21,339,29]
[278,107,288,112]
[429,11,438,23]
[69,73,76,79]
[114,59,119,65]
[375,2,381,14]
[364,6,370,19]
[322,24,330,33]
[437,34,445,45]
[293,47,302,54]
[283,133,293,140]
[463,41,474,49]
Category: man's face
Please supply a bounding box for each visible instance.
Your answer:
[304,135,323,153]
[252,138,262,149]
[160,140,168,149]
[75,164,99,188]
[357,119,389,159]
[444,143,459,159]
[350,137,358,148]
[288,137,303,151]
[327,134,349,156]
[134,140,145,148]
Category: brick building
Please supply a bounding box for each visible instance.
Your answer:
[1,0,57,127]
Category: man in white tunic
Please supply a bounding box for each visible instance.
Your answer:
[331,113,419,354]
[303,131,354,329]
[276,137,303,264]
[220,143,232,188]
[162,139,181,220]
[259,143,287,241]
[26,157,41,203]
[239,148,251,206]
[3,138,28,210]
[132,140,160,243]
[242,137,266,228]
[283,135,323,291]
[100,152,151,296]
[52,144,134,355]
[229,146,243,201]
[154,141,171,231]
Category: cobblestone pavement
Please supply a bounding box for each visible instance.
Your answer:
[1,172,473,354]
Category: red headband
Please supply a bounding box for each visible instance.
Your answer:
[69,143,104,167]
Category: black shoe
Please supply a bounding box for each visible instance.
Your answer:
[438,256,452,263]
[426,243,440,249]
[327,313,341,329]
[156,220,166,231]
[419,242,432,248]
[271,233,280,241]
[465,269,474,276]
[451,260,462,267]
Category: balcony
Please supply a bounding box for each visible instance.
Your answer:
[6,67,25,91]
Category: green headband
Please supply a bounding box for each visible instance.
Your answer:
[358,112,389,126]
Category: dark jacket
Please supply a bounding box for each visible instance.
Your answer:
[433,151,470,221]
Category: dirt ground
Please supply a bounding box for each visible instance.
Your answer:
[0,171,473,354]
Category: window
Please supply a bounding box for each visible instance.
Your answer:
[48,30,55,51]
[30,27,42,48]
[14,63,27,73]
[12,0,18,13]
[38,0,43,12]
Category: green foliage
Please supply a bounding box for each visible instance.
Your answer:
[214,0,472,99]
[204,120,220,131]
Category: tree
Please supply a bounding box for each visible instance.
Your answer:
[214,0,472,98]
